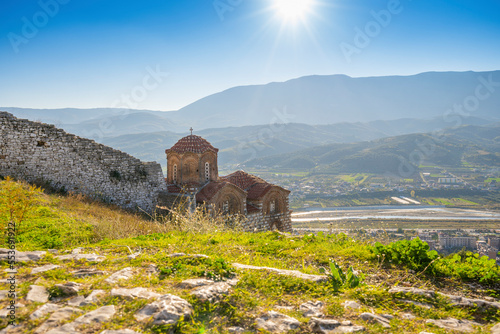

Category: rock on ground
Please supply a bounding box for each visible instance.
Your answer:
[105,267,134,283]
[56,253,105,262]
[32,265,61,274]
[343,300,361,310]
[30,303,61,320]
[233,263,327,282]
[388,287,435,299]
[54,282,81,296]
[35,307,83,334]
[309,317,365,333]
[45,305,116,334]
[256,311,301,333]
[300,301,324,318]
[194,280,238,302]
[71,268,106,278]
[359,313,393,328]
[426,318,480,333]
[135,294,193,326]
[27,285,49,303]
[491,323,500,334]
[111,287,160,300]
[100,331,141,334]
[0,249,46,262]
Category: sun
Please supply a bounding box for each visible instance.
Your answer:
[272,0,314,22]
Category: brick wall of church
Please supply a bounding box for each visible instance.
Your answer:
[242,197,292,233]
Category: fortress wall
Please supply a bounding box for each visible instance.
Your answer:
[0,112,166,212]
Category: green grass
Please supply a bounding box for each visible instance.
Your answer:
[1,178,500,333]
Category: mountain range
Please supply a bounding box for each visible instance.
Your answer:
[2,70,499,170]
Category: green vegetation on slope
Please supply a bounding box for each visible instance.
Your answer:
[1,178,499,333]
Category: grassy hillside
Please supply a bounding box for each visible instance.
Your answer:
[245,125,500,174]
[1,178,499,333]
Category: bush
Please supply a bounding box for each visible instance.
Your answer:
[372,238,439,272]
[372,239,500,284]
[434,252,500,284]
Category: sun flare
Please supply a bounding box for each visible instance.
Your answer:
[272,0,314,22]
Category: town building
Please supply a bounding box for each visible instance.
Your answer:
[159,133,292,232]
[439,236,476,250]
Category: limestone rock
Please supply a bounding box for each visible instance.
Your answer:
[35,307,82,334]
[73,305,116,325]
[0,290,8,300]
[180,278,238,302]
[105,267,134,283]
[426,318,480,333]
[309,317,365,333]
[442,293,500,310]
[233,263,327,282]
[30,303,61,320]
[256,311,301,333]
[32,265,61,274]
[491,323,500,334]
[179,278,215,289]
[54,282,81,296]
[388,287,435,299]
[71,268,105,278]
[100,330,141,334]
[401,313,416,320]
[135,294,193,326]
[0,249,46,262]
[397,299,433,309]
[300,301,324,318]
[27,285,49,303]
[192,280,238,302]
[343,300,361,309]
[67,296,86,307]
[359,313,392,328]
[56,253,105,262]
[82,289,106,305]
[111,287,160,300]
[227,327,246,333]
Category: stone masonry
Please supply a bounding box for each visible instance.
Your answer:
[0,112,166,212]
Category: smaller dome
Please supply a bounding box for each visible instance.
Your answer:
[166,135,218,154]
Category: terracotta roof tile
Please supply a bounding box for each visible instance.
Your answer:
[166,135,218,154]
[196,181,229,203]
[222,170,274,200]
[246,203,260,213]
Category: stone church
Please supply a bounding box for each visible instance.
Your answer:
[161,133,292,232]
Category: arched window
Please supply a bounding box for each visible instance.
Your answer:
[205,162,210,181]
[222,200,229,213]
[270,200,276,214]
[173,164,178,183]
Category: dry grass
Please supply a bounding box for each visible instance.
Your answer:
[50,192,244,241]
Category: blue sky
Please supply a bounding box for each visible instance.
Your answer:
[1,0,499,111]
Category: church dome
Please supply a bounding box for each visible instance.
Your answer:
[166,135,219,154]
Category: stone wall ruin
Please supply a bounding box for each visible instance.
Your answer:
[0,112,166,212]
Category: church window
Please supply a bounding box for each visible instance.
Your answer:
[270,200,276,214]
[222,200,229,213]
[173,164,177,183]
[205,162,210,181]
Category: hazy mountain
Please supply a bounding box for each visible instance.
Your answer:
[100,117,494,167]
[243,124,500,175]
[1,107,171,126]
[62,112,176,139]
[170,71,500,129]
[4,71,499,134]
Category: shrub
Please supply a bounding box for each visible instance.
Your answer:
[372,238,439,272]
